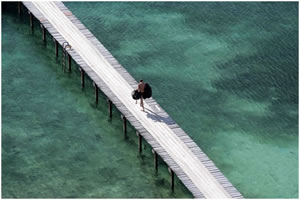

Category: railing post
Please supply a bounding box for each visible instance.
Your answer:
[80,68,85,89]
[122,115,127,138]
[68,54,71,72]
[107,99,112,118]
[168,167,175,191]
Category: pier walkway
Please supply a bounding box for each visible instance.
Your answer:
[22,1,243,198]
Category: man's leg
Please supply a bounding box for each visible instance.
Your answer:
[140,97,144,111]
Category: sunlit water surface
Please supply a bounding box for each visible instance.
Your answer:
[2,2,298,198]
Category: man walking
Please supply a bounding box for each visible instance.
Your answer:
[137,80,145,111]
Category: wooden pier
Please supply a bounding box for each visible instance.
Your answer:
[21,2,243,198]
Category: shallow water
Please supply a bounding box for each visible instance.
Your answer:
[2,2,298,198]
[2,3,192,198]
[64,2,298,198]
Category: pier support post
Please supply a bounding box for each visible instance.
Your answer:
[137,131,142,153]
[29,12,34,33]
[55,40,59,58]
[107,99,112,118]
[94,83,99,104]
[18,2,21,16]
[168,167,175,191]
[42,25,46,43]
[153,150,158,172]
[68,54,71,72]
[80,68,85,89]
[122,115,127,138]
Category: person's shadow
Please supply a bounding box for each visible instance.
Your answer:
[144,108,176,125]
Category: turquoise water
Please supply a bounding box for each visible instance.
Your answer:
[2,3,192,198]
[64,2,298,198]
[2,2,298,198]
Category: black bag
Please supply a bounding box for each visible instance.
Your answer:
[132,89,141,100]
[143,83,152,99]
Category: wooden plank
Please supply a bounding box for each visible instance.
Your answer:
[23,2,243,199]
